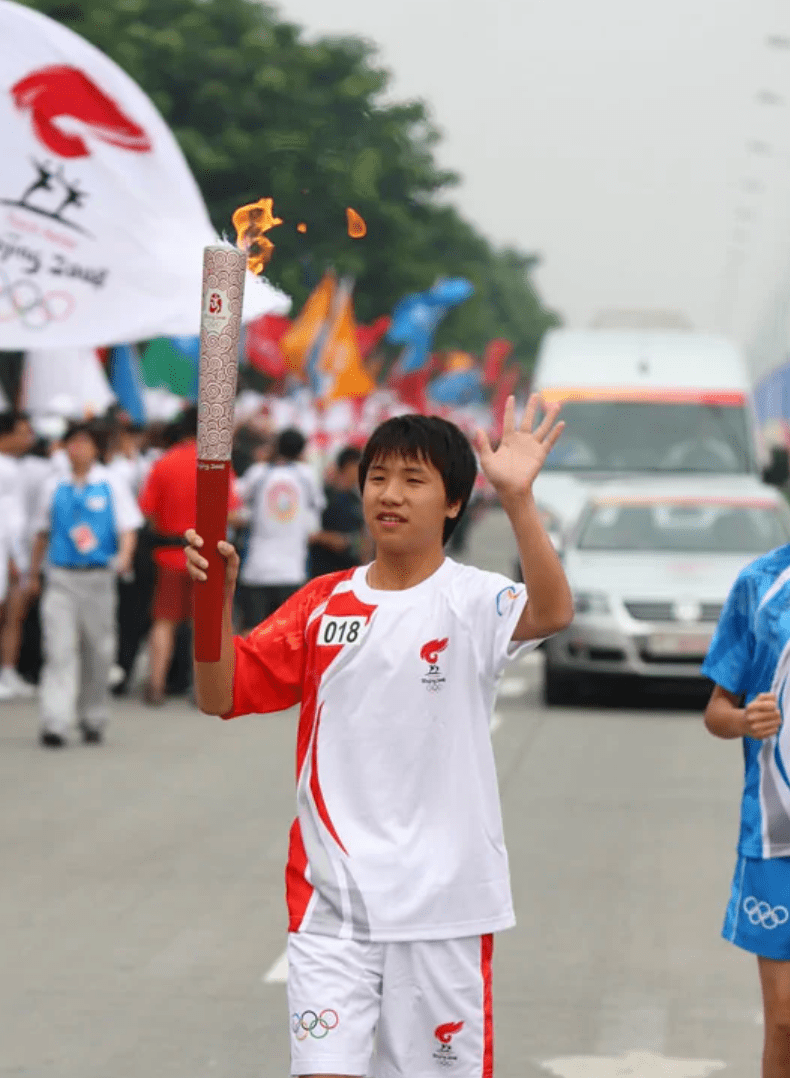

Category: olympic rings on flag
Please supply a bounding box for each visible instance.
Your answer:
[291,1009,340,1040]
[743,896,790,930]
[0,268,75,329]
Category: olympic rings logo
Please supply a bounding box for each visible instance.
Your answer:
[743,896,790,929]
[291,1009,339,1040]
[0,267,75,329]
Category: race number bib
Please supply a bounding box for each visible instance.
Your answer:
[317,615,368,648]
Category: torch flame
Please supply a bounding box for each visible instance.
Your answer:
[232,198,283,275]
[346,207,367,238]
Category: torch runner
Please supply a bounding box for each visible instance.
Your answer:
[194,199,282,662]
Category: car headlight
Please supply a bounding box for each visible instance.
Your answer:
[573,591,611,615]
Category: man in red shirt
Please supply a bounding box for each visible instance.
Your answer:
[138,406,241,704]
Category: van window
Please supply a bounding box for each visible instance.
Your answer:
[578,501,787,553]
[544,401,754,474]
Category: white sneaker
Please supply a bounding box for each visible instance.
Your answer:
[108,664,125,688]
[0,678,16,701]
[0,668,35,698]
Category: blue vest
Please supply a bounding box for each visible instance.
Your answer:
[48,477,118,568]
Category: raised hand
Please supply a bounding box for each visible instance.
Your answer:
[476,394,565,498]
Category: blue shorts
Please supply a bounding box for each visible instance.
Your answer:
[724,855,790,960]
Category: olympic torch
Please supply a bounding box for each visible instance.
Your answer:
[193,199,282,662]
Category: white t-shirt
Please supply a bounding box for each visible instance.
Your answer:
[227,557,536,941]
[0,454,24,565]
[15,455,55,570]
[238,461,326,586]
[106,452,147,497]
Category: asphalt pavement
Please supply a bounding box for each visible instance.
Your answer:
[0,509,761,1077]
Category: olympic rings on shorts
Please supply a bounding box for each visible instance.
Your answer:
[291,1008,340,1040]
[743,895,790,930]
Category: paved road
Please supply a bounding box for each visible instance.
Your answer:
[0,510,762,1077]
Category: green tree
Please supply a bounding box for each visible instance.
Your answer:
[22,0,559,370]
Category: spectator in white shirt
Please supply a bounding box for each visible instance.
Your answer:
[235,428,325,633]
[0,412,35,700]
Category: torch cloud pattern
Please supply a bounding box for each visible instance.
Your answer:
[197,245,246,461]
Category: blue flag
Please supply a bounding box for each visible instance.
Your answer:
[108,344,146,425]
[427,367,484,406]
[386,278,474,374]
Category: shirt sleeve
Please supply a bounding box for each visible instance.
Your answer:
[32,476,57,535]
[223,585,311,718]
[454,567,533,680]
[701,572,754,696]
[107,472,144,533]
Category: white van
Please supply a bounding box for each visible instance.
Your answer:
[530,329,762,537]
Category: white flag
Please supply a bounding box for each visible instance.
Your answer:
[23,347,115,417]
[0,0,289,349]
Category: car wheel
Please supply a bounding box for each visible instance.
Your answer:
[543,662,577,706]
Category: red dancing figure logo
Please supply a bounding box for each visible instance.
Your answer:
[420,638,449,667]
[12,65,152,159]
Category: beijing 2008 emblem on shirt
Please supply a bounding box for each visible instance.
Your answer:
[420,637,448,692]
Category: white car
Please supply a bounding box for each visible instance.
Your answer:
[543,478,790,704]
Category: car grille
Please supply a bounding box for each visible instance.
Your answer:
[624,600,723,623]
[700,602,723,622]
[624,601,674,621]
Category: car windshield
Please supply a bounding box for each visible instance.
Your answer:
[543,401,754,474]
[577,501,788,554]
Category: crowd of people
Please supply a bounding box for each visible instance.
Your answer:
[0,403,375,747]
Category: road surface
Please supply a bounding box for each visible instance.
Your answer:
[0,509,760,1076]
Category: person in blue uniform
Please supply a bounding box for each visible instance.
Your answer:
[703,545,790,1078]
[30,421,142,747]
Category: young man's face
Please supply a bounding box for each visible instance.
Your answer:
[362,453,460,556]
[65,432,98,472]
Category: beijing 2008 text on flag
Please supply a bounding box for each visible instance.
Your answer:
[0,0,289,349]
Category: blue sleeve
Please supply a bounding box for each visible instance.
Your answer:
[701,572,754,696]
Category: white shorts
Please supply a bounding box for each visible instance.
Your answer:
[287,931,494,1078]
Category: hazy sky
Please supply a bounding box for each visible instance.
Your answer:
[277,0,790,375]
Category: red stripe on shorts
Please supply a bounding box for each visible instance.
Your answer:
[481,933,494,1078]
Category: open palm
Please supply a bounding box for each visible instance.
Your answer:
[477,394,565,496]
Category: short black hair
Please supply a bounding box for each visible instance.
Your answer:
[336,445,362,471]
[178,404,199,439]
[277,427,306,461]
[0,411,28,438]
[63,420,103,455]
[359,414,477,544]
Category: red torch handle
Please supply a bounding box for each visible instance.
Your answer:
[193,459,231,662]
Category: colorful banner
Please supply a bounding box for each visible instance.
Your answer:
[108,343,145,425]
[490,367,521,438]
[386,278,474,374]
[482,339,513,385]
[427,367,484,406]
[319,282,376,401]
[0,0,289,348]
[140,336,199,399]
[245,312,290,379]
[281,272,336,375]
